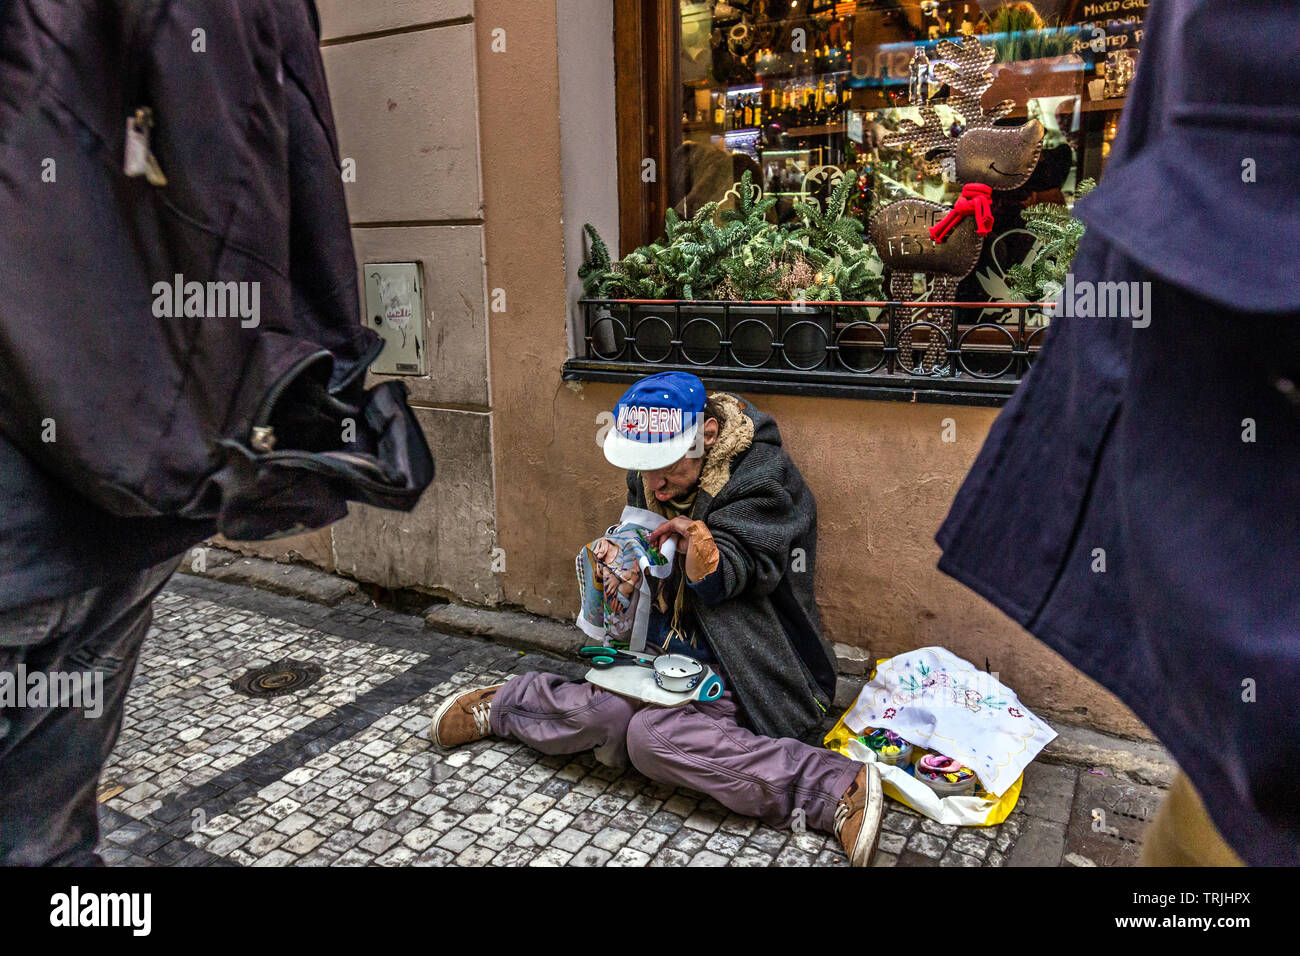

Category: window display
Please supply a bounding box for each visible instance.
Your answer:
[575,0,1150,402]
[666,0,1146,317]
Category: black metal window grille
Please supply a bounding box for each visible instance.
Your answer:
[563,298,1054,406]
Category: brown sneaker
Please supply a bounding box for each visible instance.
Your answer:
[833,762,884,866]
[428,684,503,747]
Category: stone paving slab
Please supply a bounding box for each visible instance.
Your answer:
[182,548,362,606]
[92,574,1147,867]
[424,602,583,658]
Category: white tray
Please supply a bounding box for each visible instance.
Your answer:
[584,659,723,706]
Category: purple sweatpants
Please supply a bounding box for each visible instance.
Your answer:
[490,671,859,834]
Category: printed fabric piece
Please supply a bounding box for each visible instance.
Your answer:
[842,646,1056,796]
[576,506,677,652]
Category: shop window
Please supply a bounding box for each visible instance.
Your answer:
[567,0,1147,405]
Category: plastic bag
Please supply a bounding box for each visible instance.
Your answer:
[824,715,1022,826]
[840,647,1055,796]
[822,646,1056,826]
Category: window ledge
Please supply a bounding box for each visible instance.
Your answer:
[568,298,1052,408]
[563,360,1014,406]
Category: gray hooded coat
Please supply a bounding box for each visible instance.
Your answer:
[627,394,838,741]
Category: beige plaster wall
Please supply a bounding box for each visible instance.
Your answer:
[315,0,472,41]
[758,394,1147,735]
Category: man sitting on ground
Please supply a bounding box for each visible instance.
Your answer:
[427,372,882,865]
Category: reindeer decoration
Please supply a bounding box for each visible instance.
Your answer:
[868,34,1043,374]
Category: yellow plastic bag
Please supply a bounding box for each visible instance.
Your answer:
[824,668,1024,827]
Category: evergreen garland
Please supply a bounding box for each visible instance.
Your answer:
[580,169,884,304]
[791,170,863,258]
[1004,178,1096,302]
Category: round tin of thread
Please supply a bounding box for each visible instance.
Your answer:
[860,729,914,767]
[913,753,978,796]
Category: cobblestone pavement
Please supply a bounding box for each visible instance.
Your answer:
[93,573,1156,867]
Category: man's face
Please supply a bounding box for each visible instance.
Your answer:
[642,452,706,503]
[640,417,719,502]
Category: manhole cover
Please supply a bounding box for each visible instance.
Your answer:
[231,660,324,698]
[1066,773,1164,866]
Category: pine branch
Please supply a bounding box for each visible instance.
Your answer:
[1004,180,1096,301]
[578,224,614,296]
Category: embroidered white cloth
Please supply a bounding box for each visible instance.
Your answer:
[842,646,1056,797]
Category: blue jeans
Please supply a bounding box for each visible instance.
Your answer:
[0,556,181,865]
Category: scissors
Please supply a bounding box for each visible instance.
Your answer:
[578,646,656,669]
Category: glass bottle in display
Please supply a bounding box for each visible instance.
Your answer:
[909,46,930,106]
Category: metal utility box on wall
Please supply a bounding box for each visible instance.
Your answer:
[364,261,427,375]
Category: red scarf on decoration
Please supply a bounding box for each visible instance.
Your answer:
[930,183,994,243]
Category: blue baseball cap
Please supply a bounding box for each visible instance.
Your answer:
[603,372,707,471]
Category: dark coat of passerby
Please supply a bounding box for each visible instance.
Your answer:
[0,0,410,865]
[935,0,1300,865]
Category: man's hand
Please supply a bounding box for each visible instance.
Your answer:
[648,516,694,557]
[650,518,720,583]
